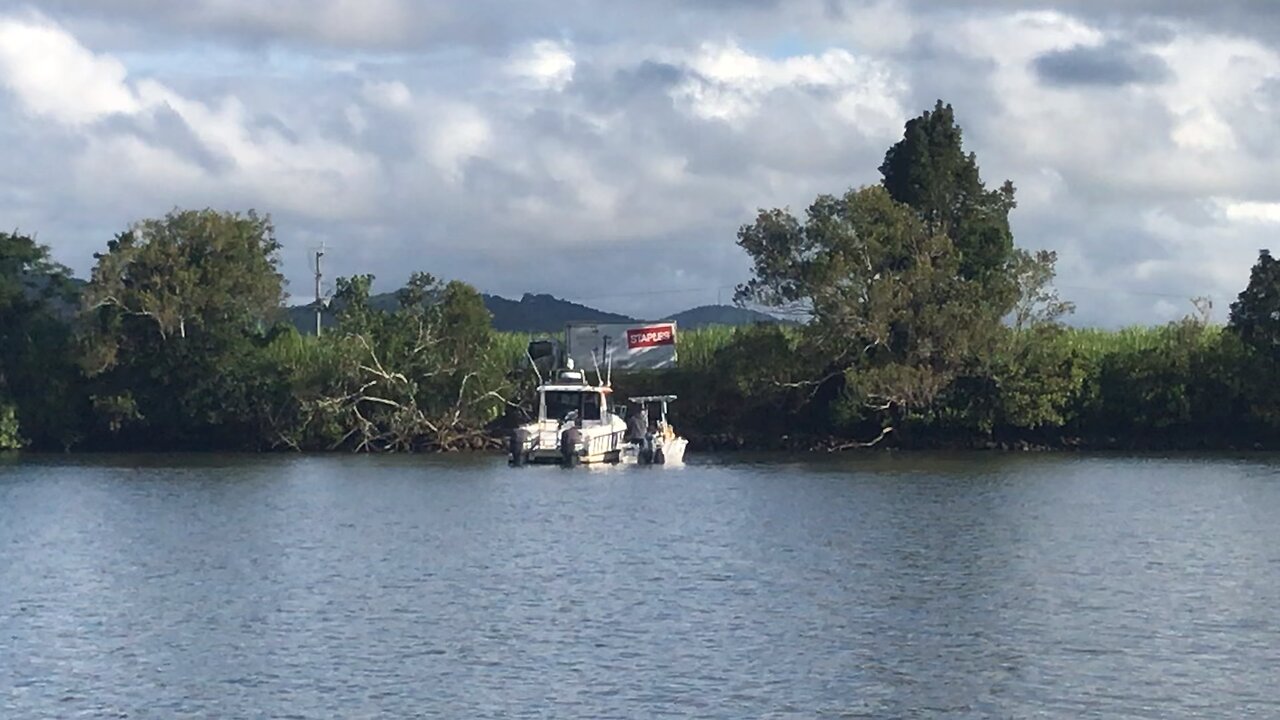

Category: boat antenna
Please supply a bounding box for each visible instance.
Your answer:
[525,346,543,386]
[604,335,613,387]
[590,348,603,386]
[312,242,325,337]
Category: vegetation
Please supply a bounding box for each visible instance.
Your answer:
[0,101,1276,453]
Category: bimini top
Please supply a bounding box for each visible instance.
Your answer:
[628,395,677,403]
[551,368,588,385]
[539,383,614,394]
[537,367,613,393]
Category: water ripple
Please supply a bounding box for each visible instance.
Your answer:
[1,452,1279,717]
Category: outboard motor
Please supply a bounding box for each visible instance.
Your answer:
[509,428,529,466]
[560,426,583,467]
[638,434,655,465]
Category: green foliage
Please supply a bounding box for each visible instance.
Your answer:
[80,209,286,448]
[737,184,1006,434]
[676,325,742,371]
[83,209,283,359]
[880,100,1018,309]
[273,272,513,451]
[0,231,85,449]
[0,401,23,450]
[1010,249,1075,330]
[1,107,1277,453]
[616,324,808,444]
[1228,249,1280,360]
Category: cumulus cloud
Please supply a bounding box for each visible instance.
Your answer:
[0,10,384,249]
[0,13,139,123]
[507,40,576,91]
[1033,40,1171,86]
[912,10,1280,324]
[0,2,1277,324]
[672,40,905,134]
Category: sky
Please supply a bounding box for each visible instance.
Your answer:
[1,1,1277,326]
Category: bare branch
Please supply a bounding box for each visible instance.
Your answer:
[829,426,894,451]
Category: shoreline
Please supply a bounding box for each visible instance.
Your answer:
[5,433,1277,456]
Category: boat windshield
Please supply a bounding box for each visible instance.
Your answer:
[543,390,602,422]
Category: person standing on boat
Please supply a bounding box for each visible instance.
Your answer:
[625,406,648,444]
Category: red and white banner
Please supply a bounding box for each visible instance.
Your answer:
[566,322,679,371]
[626,324,675,349]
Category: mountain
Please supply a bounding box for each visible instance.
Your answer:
[484,293,635,333]
[663,304,782,329]
[285,294,782,335]
[285,291,636,335]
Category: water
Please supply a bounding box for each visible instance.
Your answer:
[2,452,1279,718]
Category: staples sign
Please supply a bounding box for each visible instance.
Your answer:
[626,324,676,349]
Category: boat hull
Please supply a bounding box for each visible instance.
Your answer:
[620,436,687,465]
[511,423,628,466]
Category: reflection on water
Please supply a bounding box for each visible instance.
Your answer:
[2,452,1279,718]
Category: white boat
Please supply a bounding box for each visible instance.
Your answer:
[619,395,687,465]
[508,364,628,466]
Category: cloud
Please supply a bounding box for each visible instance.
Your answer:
[671,40,905,135]
[1033,40,1171,86]
[362,79,411,109]
[0,11,383,228]
[0,13,139,123]
[507,39,576,91]
[0,2,1278,325]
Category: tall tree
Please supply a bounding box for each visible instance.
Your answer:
[880,101,1018,311]
[0,232,84,449]
[81,209,286,448]
[736,186,1003,440]
[83,209,283,352]
[1228,249,1280,360]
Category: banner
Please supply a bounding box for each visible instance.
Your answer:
[565,322,678,372]
[626,324,675,349]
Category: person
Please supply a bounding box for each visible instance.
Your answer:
[625,406,648,443]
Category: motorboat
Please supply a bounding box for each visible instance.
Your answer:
[508,362,628,466]
[620,395,687,465]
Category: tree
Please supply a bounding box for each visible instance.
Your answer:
[0,232,84,449]
[83,209,283,354]
[732,102,1052,446]
[80,209,286,448]
[880,100,1018,312]
[273,272,512,452]
[736,186,1003,441]
[1009,249,1075,330]
[1228,249,1280,359]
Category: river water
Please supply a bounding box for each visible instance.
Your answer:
[2,452,1279,718]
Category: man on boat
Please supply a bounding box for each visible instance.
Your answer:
[625,405,648,445]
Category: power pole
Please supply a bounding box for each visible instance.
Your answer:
[314,244,325,337]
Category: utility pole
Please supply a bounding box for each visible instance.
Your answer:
[314,244,325,337]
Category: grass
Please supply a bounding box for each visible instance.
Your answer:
[498,322,1228,374]
[490,331,533,368]
[1055,324,1222,360]
[677,326,741,370]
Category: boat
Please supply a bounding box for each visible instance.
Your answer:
[620,395,687,465]
[508,361,629,466]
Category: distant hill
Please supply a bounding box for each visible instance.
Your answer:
[285,294,783,335]
[663,304,782,330]
[286,291,637,335]
[484,293,635,333]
